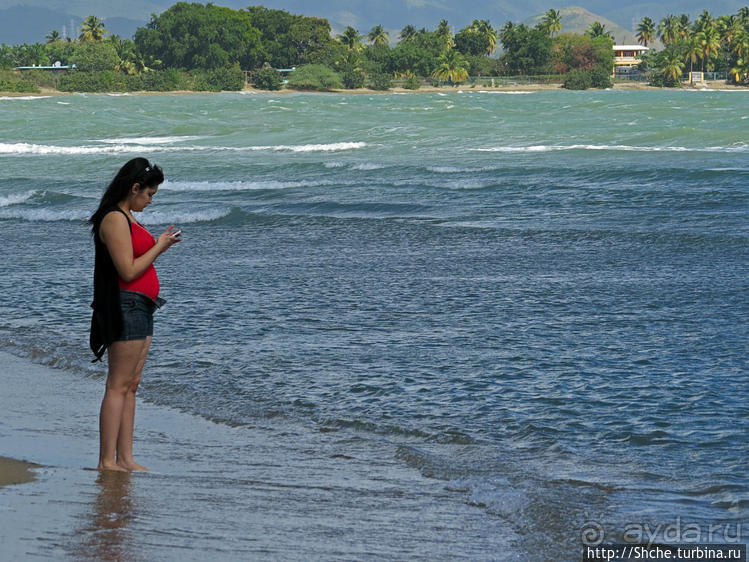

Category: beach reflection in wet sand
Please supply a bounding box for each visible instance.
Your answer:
[75,471,136,560]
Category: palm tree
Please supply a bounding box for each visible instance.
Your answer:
[685,36,702,73]
[729,56,749,83]
[740,7,749,24]
[662,53,685,83]
[696,25,721,71]
[399,25,417,43]
[435,19,454,51]
[718,15,744,55]
[541,9,562,37]
[79,15,108,42]
[338,26,362,51]
[732,28,749,58]
[587,22,613,39]
[431,49,469,83]
[636,17,656,46]
[368,25,389,46]
[658,15,681,46]
[126,52,149,74]
[45,29,60,43]
[678,14,692,41]
[499,20,516,45]
[467,19,498,55]
[695,10,715,34]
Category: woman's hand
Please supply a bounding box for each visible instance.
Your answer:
[156,225,182,254]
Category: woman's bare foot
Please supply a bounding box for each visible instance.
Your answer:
[97,462,129,472]
[117,460,149,471]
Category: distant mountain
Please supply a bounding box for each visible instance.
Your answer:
[0,6,145,44]
[524,6,638,44]
[1,0,747,44]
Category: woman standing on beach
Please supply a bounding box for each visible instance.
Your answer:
[89,158,181,471]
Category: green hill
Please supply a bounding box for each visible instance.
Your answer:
[525,6,637,44]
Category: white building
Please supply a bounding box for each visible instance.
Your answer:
[613,45,649,72]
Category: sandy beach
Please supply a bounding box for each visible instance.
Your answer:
[0,79,743,99]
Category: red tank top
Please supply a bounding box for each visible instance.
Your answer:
[118,221,160,300]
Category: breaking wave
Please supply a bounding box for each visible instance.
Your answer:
[0,190,36,207]
[473,144,749,153]
[160,179,347,192]
[0,141,367,156]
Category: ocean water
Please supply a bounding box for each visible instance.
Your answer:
[0,89,747,559]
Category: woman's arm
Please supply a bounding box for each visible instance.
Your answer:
[99,211,180,282]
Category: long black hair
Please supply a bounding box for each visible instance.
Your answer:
[89,157,164,234]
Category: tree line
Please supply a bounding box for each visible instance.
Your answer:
[634,9,749,85]
[0,3,748,93]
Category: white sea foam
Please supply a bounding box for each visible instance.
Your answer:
[477,91,534,95]
[427,166,464,173]
[134,208,232,225]
[0,142,149,155]
[0,141,367,155]
[0,207,87,221]
[272,142,366,152]
[427,166,492,173]
[350,163,386,171]
[0,203,231,224]
[0,96,52,101]
[99,136,202,145]
[432,181,491,190]
[472,144,749,153]
[685,88,749,93]
[474,145,558,153]
[160,179,338,192]
[0,190,36,207]
[447,477,528,518]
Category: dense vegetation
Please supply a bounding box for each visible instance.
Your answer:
[635,9,749,86]
[0,2,747,92]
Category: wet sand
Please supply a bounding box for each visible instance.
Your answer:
[0,456,39,488]
[0,350,518,560]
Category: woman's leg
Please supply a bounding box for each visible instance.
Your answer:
[116,336,151,471]
[98,338,151,471]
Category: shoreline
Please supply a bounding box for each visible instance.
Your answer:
[0,456,40,489]
[0,349,519,559]
[0,80,746,98]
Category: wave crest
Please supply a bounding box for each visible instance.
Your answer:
[160,179,345,192]
[473,144,749,153]
[0,96,52,101]
[0,190,36,208]
[0,141,367,156]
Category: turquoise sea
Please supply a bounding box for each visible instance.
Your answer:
[0,89,747,560]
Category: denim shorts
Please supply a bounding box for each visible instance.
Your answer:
[117,290,163,341]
